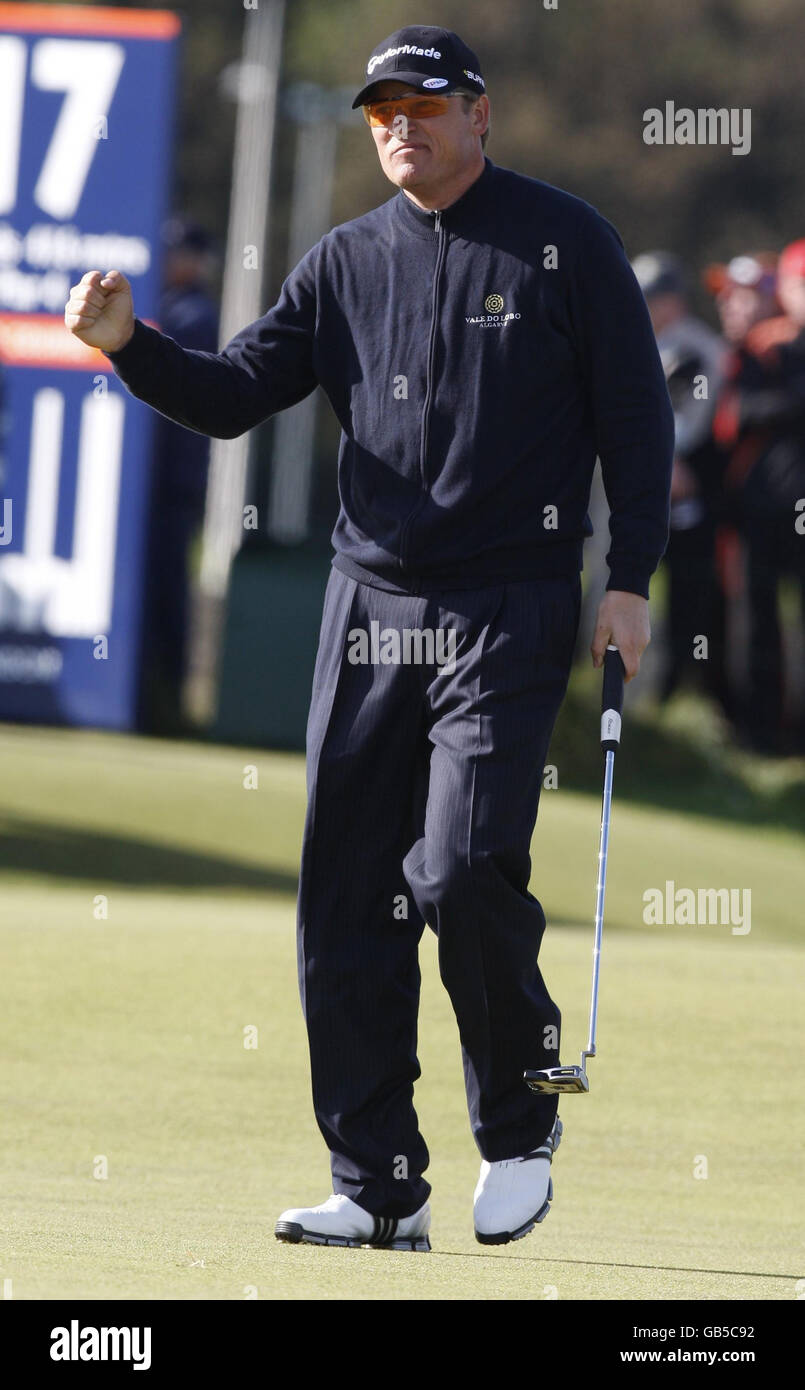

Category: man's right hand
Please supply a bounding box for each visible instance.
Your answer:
[64,269,135,353]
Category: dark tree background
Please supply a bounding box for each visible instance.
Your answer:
[64,0,805,527]
[69,0,805,305]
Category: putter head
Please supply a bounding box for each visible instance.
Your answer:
[524,1065,590,1094]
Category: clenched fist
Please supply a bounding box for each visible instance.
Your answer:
[64,269,135,353]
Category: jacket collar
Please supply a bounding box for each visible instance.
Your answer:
[393,156,496,237]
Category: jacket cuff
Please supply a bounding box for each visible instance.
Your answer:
[104,316,149,364]
[606,564,652,600]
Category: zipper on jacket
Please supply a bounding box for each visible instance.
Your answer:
[399,208,447,576]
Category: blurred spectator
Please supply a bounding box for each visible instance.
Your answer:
[632,251,729,710]
[139,217,219,734]
[0,355,6,490]
[706,251,804,753]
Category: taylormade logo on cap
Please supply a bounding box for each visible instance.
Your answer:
[352,26,485,110]
[368,45,442,75]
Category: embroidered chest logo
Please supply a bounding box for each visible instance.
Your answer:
[465,292,522,329]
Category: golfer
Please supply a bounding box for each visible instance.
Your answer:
[65,26,673,1250]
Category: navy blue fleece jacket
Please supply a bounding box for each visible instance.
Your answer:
[106,157,673,597]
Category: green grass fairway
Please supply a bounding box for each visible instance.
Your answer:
[1,725,803,1300]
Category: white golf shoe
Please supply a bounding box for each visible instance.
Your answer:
[275,1193,431,1251]
[473,1115,563,1245]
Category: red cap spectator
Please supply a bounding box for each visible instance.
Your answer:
[703,252,779,346]
[777,238,805,328]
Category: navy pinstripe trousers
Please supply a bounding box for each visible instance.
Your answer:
[296,566,581,1218]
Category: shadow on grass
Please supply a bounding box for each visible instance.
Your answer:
[0,815,299,893]
[548,682,805,836]
[0,815,635,925]
[541,914,638,933]
[429,1248,799,1283]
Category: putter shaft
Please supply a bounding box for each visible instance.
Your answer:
[586,745,614,1060]
[524,646,624,1095]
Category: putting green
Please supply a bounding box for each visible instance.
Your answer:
[0,726,802,1300]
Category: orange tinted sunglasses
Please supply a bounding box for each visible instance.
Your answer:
[362,93,461,127]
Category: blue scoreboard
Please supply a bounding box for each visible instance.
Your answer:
[0,3,179,727]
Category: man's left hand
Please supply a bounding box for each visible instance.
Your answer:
[591,590,650,682]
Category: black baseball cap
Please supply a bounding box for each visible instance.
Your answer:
[352,26,485,109]
[161,216,214,255]
[631,251,687,299]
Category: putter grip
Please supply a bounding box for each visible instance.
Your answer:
[601,644,625,752]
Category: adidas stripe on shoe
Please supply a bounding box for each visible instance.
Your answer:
[275,1193,431,1252]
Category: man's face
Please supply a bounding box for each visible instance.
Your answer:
[366,80,488,195]
[777,272,805,328]
[716,284,776,344]
[164,247,208,289]
[645,291,686,337]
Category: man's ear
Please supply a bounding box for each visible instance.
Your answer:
[475,96,490,139]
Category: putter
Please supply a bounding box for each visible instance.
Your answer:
[524,643,626,1095]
